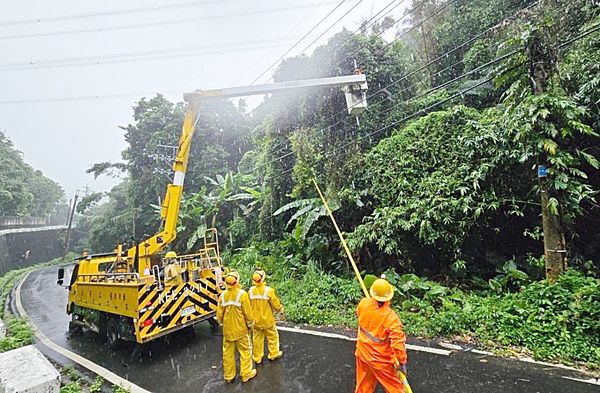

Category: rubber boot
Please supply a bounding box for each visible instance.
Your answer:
[242,369,257,383]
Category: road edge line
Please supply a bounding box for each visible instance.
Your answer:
[561,376,600,385]
[276,325,452,356]
[15,270,152,393]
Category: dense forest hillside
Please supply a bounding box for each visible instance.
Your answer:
[79,0,599,366]
[83,0,599,271]
[0,131,64,218]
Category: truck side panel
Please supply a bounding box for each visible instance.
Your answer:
[69,282,140,318]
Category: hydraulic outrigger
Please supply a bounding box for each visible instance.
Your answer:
[58,72,368,348]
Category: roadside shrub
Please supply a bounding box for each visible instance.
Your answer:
[60,382,82,393]
[0,317,33,352]
[472,270,600,366]
[227,243,599,367]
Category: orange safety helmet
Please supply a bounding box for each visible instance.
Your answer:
[370,278,394,302]
[252,269,266,284]
[225,270,240,287]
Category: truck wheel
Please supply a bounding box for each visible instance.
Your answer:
[106,318,121,350]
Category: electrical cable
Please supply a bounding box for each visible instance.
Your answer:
[260,73,499,185]
[237,0,452,153]
[0,0,237,26]
[250,44,521,178]
[256,22,597,185]
[253,0,541,160]
[0,2,332,40]
[274,0,369,76]
[233,0,333,85]
[0,38,298,71]
[249,0,348,85]
[246,0,534,163]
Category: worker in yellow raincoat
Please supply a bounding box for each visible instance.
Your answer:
[249,269,284,364]
[216,270,257,383]
[163,251,183,286]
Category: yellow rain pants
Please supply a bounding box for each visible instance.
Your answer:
[222,333,254,381]
[216,285,255,381]
[249,283,283,363]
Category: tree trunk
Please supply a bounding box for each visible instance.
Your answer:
[527,0,567,281]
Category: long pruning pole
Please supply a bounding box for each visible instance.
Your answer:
[313,178,413,393]
[312,178,370,298]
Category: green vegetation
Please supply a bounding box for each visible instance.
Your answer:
[0,317,33,352]
[89,376,104,393]
[0,256,73,318]
[59,365,126,393]
[60,382,83,393]
[0,256,73,352]
[0,131,65,217]
[63,365,81,382]
[230,245,599,368]
[78,0,599,369]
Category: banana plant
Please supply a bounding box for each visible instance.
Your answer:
[273,196,340,239]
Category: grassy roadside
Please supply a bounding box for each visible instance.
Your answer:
[59,364,130,393]
[0,256,132,392]
[226,244,600,371]
[0,255,73,352]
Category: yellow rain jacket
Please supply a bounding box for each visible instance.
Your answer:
[249,283,283,329]
[164,263,183,286]
[216,286,255,341]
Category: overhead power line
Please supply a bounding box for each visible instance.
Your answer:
[251,0,540,160]
[0,38,298,71]
[355,0,402,33]
[0,0,239,27]
[245,0,456,158]
[223,0,405,146]
[234,0,332,84]
[286,0,369,68]
[249,0,348,85]
[258,23,599,185]
[250,45,520,177]
[0,2,334,40]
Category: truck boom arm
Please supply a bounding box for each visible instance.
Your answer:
[127,109,197,272]
[127,74,368,275]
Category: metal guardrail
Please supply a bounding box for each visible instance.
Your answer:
[0,225,66,238]
[0,216,48,228]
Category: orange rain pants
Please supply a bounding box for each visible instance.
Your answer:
[355,356,404,393]
[354,297,407,393]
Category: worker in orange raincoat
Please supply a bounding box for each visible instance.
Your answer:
[216,270,257,383]
[355,277,408,393]
[249,269,284,364]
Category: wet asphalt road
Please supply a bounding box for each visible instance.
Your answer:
[18,266,599,393]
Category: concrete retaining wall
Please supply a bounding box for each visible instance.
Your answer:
[0,226,67,276]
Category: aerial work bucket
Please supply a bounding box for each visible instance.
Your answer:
[343,69,368,115]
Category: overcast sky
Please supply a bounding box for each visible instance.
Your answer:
[0,0,404,199]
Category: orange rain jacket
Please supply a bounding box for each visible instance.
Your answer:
[355,297,407,367]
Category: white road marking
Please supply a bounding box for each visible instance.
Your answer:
[439,342,463,350]
[17,269,596,387]
[276,326,452,356]
[562,376,600,385]
[519,356,582,372]
[15,271,152,393]
[467,349,493,355]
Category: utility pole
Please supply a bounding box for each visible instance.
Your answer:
[528,0,567,280]
[63,190,80,258]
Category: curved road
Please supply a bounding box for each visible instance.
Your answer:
[17,266,599,393]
